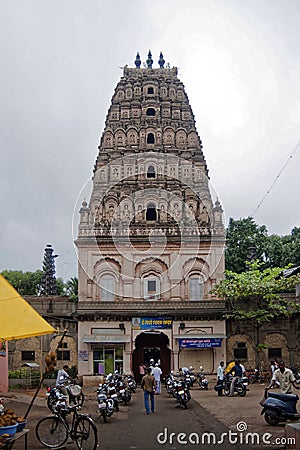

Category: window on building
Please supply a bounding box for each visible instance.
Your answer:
[147,133,155,144]
[21,351,35,361]
[57,350,70,361]
[147,87,154,94]
[144,277,160,300]
[58,342,68,349]
[146,108,155,116]
[93,346,123,375]
[268,348,282,359]
[100,276,116,301]
[234,342,248,360]
[147,166,156,178]
[189,277,203,301]
[146,203,157,221]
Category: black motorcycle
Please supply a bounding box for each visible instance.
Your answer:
[223,374,246,397]
[174,380,191,409]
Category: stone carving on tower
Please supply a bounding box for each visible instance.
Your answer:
[76,52,226,376]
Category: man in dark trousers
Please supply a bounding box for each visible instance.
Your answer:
[216,361,225,396]
[141,367,156,414]
[229,359,243,396]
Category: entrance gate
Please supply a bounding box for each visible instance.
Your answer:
[132,332,171,381]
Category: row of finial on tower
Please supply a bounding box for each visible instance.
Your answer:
[135,51,165,69]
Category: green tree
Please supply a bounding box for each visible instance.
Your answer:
[212,261,300,366]
[225,217,268,272]
[1,270,43,295]
[64,277,78,301]
[1,270,66,296]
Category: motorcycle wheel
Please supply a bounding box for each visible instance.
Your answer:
[249,375,256,384]
[46,397,56,412]
[223,385,230,396]
[101,410,107,423]
[181,399,187,409]
[264,412,280,426]
[237,384,246,397]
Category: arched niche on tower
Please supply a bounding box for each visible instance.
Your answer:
[163,127,175,145]
[187,131,199,148]
[127,128,138,145]
[103,131,113,148]
[160,85,168,98]
[114,130,125,147]
[146,202,157,221]
[176,129,187,148]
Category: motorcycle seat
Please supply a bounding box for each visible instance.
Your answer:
[268,392,299,402]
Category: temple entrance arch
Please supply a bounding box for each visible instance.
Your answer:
[132,332,171,381]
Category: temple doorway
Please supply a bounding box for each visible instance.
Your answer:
[132,332,171,381]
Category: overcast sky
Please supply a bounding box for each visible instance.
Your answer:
[1,0,299,281]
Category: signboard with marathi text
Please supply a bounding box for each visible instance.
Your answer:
[132,317,173,330]
[178,338,222,349]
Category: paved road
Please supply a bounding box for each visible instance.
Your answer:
[4,386,285,450]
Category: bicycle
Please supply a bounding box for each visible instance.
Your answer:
[35,403,98,449]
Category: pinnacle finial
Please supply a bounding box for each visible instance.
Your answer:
[134,52,141,68]
[146,50,153,68]
[158,52,165,68]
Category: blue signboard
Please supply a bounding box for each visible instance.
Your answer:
[132,317,172,330]
[178,338,222,349]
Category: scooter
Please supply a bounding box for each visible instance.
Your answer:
[260,388,300,425]
[197,367,209,390]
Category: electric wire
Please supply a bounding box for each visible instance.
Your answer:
[252,139,300,217]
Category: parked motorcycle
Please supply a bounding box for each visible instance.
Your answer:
[223,373,247,397]
[197,367,209,390]
[96,384,114,423]
[125,374,137,393]
[173,380,191,409]
[46,381,84,413]
[116,378,132,405]
[290,367,300,383]
[260,388,300,425]
[106,377,120,411]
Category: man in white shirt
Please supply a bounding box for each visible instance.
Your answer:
[56,365,74,404]
[267,360,299,394]
[216,361,224,396]
[152,363,163,394]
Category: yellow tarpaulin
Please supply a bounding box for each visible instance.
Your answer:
[0,274,56,341]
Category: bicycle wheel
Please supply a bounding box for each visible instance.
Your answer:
[36,415,68,448]
[74,416,98,450]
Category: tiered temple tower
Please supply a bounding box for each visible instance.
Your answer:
[75,52,226,378]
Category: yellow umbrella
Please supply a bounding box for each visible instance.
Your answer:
[0,274,56,341]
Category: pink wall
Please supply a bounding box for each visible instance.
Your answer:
[0,342,8,392]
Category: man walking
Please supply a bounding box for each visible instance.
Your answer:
[267,360,299,394]
[141,367,156,414]
[152,363,162,394]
